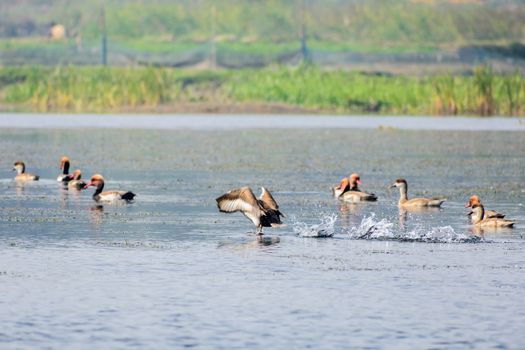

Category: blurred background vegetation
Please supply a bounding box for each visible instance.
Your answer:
[0,0,524,115]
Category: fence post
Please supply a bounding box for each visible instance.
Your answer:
[210,4,217,69]
[300,0,310,63]
[100,5,108,65]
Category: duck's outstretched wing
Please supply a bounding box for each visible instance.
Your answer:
[259,187,279,210]
[258,187,284,224]
[216,187,260,214]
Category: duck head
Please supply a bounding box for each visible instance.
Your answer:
[12,161,25,175]
[83,174,105,191]
[71,169,82,180]
[465,195,481,208]
[390,178,407,189]
[349,173,362,188]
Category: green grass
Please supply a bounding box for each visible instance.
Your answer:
[2,1,524,48]
[0,65,524,116]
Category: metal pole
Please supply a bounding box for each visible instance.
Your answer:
[300,0,309,63]
[100,5,108,65]
[210,5,217,69]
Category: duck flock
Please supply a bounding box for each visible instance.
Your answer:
[12,157,515,235]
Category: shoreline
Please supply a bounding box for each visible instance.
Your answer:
[0,113,523,132]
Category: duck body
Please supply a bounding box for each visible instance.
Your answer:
[332,173,377,202]
[94,191,136,203]
[470,203,514,228]
[68,179,87,190]
[391,178,445,208]
[340,190,378,203]
[83,174,136,203]
[66,169,87,190]
[57,156,71,182]
[216,186,284,234]
[15,173,40,181]
[12,161,39,181]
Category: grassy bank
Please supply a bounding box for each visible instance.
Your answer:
[3,1,525,46]
[0,66,524,116]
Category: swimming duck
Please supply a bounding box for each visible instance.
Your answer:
[216,186,284,235]
[469,203,514,228]
[12,161,39,181]
[82,174,136,203]
[465,195,505,222]
[56,156,71,182]
[66,169,87,190]
[334,173,377,202]
[390,178,445,208]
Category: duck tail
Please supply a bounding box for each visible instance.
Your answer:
[428,198,446,207]
[122,191,136,201]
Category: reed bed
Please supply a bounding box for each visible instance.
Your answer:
[1,66,523,116]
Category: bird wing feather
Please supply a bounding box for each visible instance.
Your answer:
[259,187,279,210]
[216,187,260,214]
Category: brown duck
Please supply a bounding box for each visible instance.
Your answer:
[465,195,505,222]
[12,161,39,181]
[390,178,445,208]
[469,203,514,228]
[216,186,284,235]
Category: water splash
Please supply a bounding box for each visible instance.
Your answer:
[347,213,394,239]
[402,226,483,243]
[293,214,337,238]
[348,214,483,243]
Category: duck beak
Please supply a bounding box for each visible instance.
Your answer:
[389,183,396,188]
[356,179,362,185]
[83,182,93,190]
[465,202,472,208]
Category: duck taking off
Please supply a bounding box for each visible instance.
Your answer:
[332,173,377,202]
[12,161,39,181]
[57,156,71,182]
[82,174,136,203]
[390,178,445,208]
[216,186,284,235]
[66,169,87,190]
[469,203,514,228]
[465,195,505,222]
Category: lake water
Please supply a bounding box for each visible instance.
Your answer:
[0,115,524,349]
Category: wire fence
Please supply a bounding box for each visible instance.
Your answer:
[2,40,525,71]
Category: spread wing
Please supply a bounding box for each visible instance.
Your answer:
[259,187,279,210]
[216,187,260,214]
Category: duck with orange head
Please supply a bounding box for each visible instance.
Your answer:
[57,156,71,182]
[465,195,505,222]
[332,173,377,202]
[66,169,87,190]
[82,174,136,203]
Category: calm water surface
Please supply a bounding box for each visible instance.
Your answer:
[0,115,524,349]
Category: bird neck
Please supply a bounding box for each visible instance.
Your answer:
[62,162,70,175]
[398,184,408,201]
[93,183,104,197]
